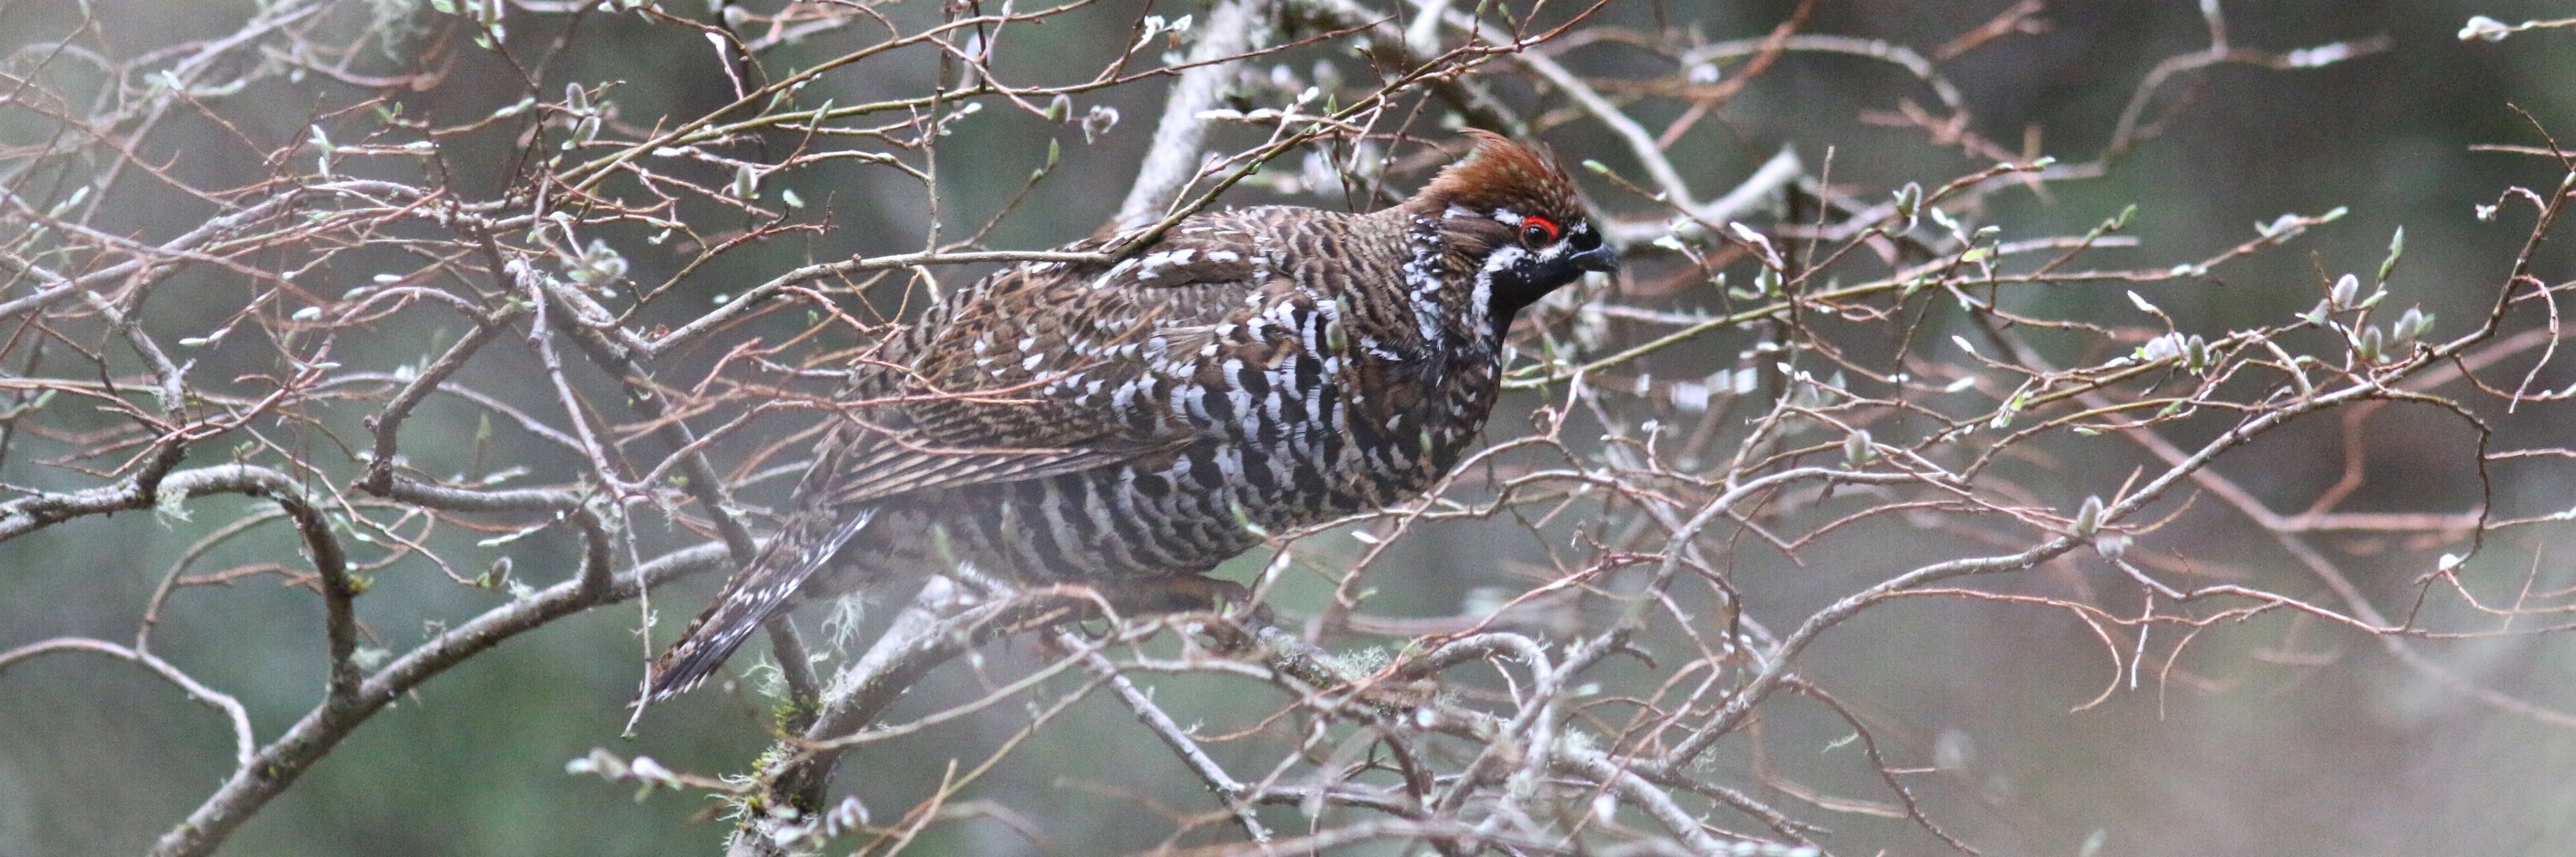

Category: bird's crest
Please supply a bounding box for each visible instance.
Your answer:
[1410,129,1585,222]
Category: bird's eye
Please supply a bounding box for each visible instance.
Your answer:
[1518,216,1562,247]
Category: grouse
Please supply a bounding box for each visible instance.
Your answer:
[647,131,1615,698]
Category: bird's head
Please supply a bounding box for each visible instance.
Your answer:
[1406,130,1618,337]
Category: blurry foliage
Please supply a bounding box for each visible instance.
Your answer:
[6,1,2576,856]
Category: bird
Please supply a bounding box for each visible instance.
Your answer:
[646,131,1615,699]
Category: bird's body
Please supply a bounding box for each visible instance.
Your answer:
[648,133,1613,698]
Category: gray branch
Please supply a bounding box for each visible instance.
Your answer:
[1115,0,1274,231]
[149,543,729,857]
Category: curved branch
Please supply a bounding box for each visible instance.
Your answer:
[0,465,361,702]
[149,542,730,857]
[0,637,256,770]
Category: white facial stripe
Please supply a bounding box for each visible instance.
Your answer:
[1479,237,1571,269]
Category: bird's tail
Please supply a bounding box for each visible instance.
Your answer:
[642,507,877,700]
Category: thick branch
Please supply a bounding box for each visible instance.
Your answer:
[1115,0,1274,230]
[149,543,729,857]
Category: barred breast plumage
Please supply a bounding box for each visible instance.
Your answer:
[648,132,1615,698]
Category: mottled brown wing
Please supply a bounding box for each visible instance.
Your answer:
[806,211,1305,504]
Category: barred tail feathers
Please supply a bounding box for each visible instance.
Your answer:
[643,507,877,700]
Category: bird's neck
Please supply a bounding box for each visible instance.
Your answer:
[1395,213,1503,363]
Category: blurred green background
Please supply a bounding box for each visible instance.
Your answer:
[7,1,2576,854]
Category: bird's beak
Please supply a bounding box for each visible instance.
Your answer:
[1569,243,1619,274]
